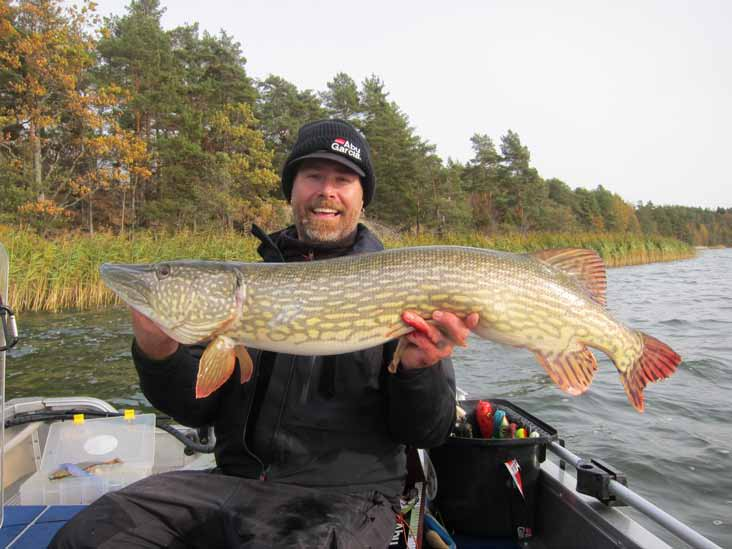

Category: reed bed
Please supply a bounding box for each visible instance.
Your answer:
[385,231,695,268]
[0,225,694,313]
[0,226,259,313]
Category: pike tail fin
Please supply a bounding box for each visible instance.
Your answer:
[620,333,681,412]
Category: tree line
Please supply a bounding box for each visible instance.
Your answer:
[1,0,730,246]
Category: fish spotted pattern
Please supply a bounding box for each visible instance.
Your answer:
[100,246,681,411]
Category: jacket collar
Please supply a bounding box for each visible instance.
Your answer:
[254,223,384,263]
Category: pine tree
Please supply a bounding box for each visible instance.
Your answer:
[498,130,546,232]
[321,72,361,122]
[255,75,325,172]
[359,75,427,229]
[462,134,502,231]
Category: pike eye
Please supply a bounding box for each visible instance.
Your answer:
[157,264,171,279]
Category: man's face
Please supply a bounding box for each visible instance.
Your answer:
[291,159,364,245]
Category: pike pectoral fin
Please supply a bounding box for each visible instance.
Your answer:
[534,346,598,396]
[196,336,237,399]
[620,333,681,412]
[235,345,253,383]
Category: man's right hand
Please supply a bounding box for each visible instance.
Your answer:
[130,308,179,360]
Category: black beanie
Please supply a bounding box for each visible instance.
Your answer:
[281,119,376,207]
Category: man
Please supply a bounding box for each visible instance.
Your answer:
[52,119,479,548]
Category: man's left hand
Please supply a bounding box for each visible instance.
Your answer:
[397,310,480,370]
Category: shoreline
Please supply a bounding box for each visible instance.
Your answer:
[1,226,696,313]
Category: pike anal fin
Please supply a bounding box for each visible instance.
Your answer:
[534,346,598,396]
[196,336,238,399]
[621,333,681,412]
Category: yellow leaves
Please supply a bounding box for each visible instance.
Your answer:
[85,136,111,156]
[200,102,279,204]
[95,84,130,105]
[68,178,94,196]
[30,81,48,96]
[35,113,54,126]
[81,1,98,15]
[590,215,605,232]
[0,4,152,212]
[2,0,98,127]
[131,166,152,179]
[59,73,77,89]
[0,5,17,39]
[0,50,21,70]
[76,130,152,194]
[18,199,72,218]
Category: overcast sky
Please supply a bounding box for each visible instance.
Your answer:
[86,0,731,208]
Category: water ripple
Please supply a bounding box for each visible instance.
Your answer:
[4,249,732,548]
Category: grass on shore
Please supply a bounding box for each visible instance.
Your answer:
[0,225,695,313]
[388,231,694,268]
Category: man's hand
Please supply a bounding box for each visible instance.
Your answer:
[130,308,179,360]
[397,310,480,370]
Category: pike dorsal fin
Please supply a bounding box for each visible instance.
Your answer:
[530,248,607,306]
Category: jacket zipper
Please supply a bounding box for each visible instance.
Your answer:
[265,355,297,474]
[299,356,317,405]
[239,351,267,479]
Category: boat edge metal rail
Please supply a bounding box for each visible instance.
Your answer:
[549,441,723,549]
[1,242,10,530]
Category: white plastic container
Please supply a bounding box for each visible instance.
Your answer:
[19,413,156,505]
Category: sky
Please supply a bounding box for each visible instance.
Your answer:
[84,0,731,209]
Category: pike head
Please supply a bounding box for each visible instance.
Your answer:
[100,261,245,344]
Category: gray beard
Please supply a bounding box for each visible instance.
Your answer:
[293,198,362,246]
[299,218,355,245]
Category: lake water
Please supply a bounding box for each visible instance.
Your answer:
[6,249,732,547]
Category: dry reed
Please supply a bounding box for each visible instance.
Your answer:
[0,225,695,313]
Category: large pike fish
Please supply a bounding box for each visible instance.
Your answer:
[100,246,681,411]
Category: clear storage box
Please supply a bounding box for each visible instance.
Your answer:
[19,413,156,505]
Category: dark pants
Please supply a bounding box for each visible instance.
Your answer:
[49,471,397,548]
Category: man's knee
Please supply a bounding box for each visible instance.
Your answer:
[48,493,136,548]
[48,512,100,549]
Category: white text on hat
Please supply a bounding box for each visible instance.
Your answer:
[331,138,362,161]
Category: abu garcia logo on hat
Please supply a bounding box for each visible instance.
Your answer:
[331,138,362,161]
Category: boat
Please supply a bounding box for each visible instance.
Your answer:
[0,243,724,548]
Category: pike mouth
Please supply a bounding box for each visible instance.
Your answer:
[100,263,156,310]
[100,263,166,319]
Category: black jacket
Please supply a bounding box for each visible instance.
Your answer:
[133,224,456,497]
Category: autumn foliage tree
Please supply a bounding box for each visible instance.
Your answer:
[0,0,150,232]
[0,0,730,245]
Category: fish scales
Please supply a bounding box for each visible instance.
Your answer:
[100,245,682,410]
[234,247,493,352]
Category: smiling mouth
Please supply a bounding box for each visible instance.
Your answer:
[310,207,341,218]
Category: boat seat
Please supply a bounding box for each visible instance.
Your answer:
[0,505,85,548]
